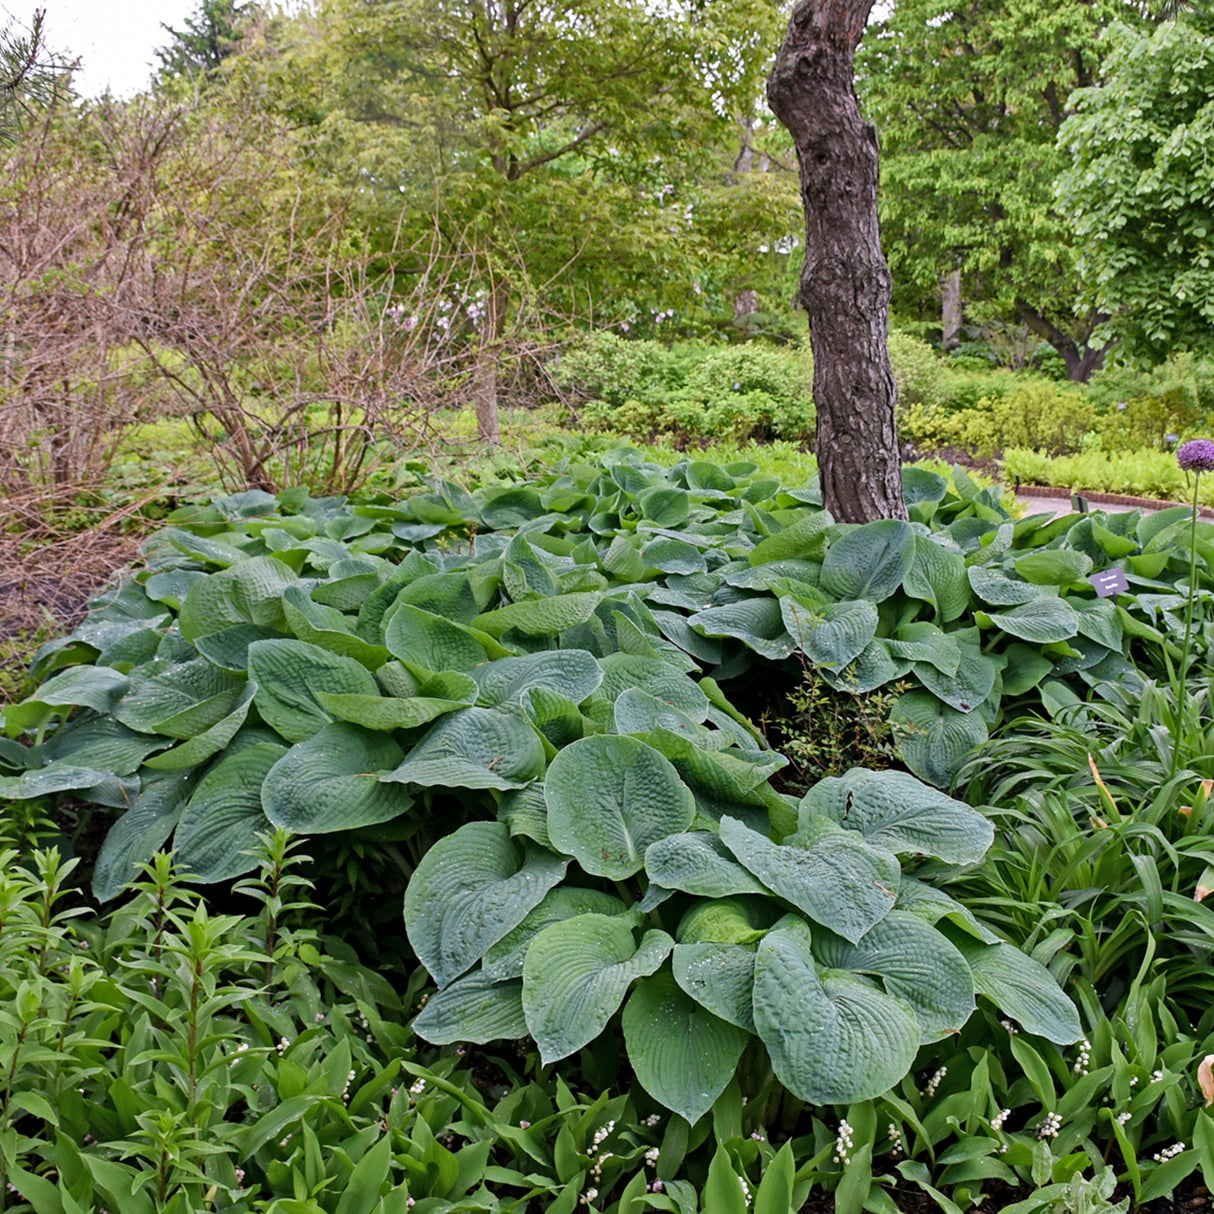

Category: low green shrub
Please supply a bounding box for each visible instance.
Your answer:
[1002,447,1214,503]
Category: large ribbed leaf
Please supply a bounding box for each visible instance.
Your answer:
[314,691,468,732]
[413,970,527,1045]
[595,654,709,718]
[780,598,878,670]
[175,741,286,881]
[262,722,409,832]
[820,520,916,602]
[474,592,602,638]
[967,566,1057,606]
[958,939,1082,1044]
[405,821,568,988]
[248,639,378,743]
[904,536,970,622]
[472,649,603,707]
[644,832,769,898]
[820,639,908,695]
[613,688,708,739]
[383,604,490,671]
[143,683,257,771]
[892,690,990,787]
[988,598,1079,644]
[895,877,999,944]
[383,707,546,791]
[1013,549,1093,586]
[798,769,994,865]
[747,510,833,565]
[913,642,997,712]
[545,735,695,879]
[753,920,919,1104]
[281,586,389,668]
[522,913,673,1063]
[34,717,170,775]
[5,665,129,736]
[113,659,246,739]
[178,555,297,641]
[622,972,748,1123]
[885,623,961,676]
[688,598,795,660]
[672,941,757,1031]
[812,911,975,1042]
[719,816,898,944]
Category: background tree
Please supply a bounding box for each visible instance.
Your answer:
[0,8,68,141]
[155,0,256,82]
[857,0,1149,381]
[1056,9,1214,363]
[768,0,906,523]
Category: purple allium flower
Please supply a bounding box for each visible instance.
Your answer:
[1177,439,1214,472]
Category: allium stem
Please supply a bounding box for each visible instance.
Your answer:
[1173,470,1202,780]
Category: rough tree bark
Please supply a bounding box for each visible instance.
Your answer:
[942,266,963,352]
[767,0,907,523]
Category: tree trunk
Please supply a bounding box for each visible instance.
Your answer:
[942,266,963,351]
[1013,298,1112,384]
[767,0,906,524]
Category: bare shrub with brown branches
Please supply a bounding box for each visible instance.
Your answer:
[0,92,482,501]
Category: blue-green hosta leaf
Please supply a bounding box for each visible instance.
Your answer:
[967,566,1058,606]
[194,625,283,674]
[747,510,833,565]
[819,639,908,695]
[545,735,696,879]
[412,970,526,1045]
[281,586,389,669]
[753,919,919,1104]
[812,911,975,1042]
[1072,598,1124,651]
[798,769,994,865]
[248,640,379,743]
[384,604,491,672]
[987,599,1079,644]
[383,707,545,791]
[178,555,297,642]
[676,896,778,944]
[174,741,286,882]
[522,914,673,1064]
[623,971,749,1124]
[113,659,246,739]
[0,761,139,808]
[143,683,257,771]
[780,598,878,671]
[482,886,627,982]
[644,832,769,898]
[688,598,795,660]
[719,816,898,944]
[5,665,129,737]
[672,941,757,1031]
[314,692,469,732]
[92,769,198,901]
[594,655,709,719]
[957,939,1082,1044]
[1013,549,1093,586]
[614,688,708,739]
[904,539,970,625]
[497,782,551,848]
[471,649,603,708]
[912,641,996,712]
[894,877,999,944]
[601,535,646,582]
[636,486,692,527]
[518,687,592,753]
[474,592,602,638]
[642,536,708,575]
[34,716,172,775]
[820,519,916,602]
[405,820,568,988]
[1000,644,1055,696]
[885,623,961,677]
[388,570,484,625]
[262,722,409,832]
[891,691,990,787]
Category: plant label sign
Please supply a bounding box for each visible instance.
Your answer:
[1090,568,1129,598]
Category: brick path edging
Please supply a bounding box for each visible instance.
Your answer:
[1015,483,1214,520]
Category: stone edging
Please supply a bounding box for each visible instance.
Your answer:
[1015,483,1214,520]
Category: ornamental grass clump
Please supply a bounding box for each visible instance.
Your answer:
[1172,439,1214,776]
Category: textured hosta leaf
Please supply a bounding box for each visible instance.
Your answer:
[519,687,590,751]
[474,592,602,638]
[819,639,907,695]
[471,649,603,707]
[813,911,975,1042]
[799,769,994,865]
[6,665,129,736]
[143,683,257,771]
[613,688,708,739]
[988,599,1079,644]
[895,877,999,944]
[178,555,297,641]
[957,939,1082,1044]
[545,735,695,879]
[0,762,138,808]
[383,707,546,791]
[748,510,833,565]
[891,691,990,787]
[672,941,757,1031]
[642,537,708,575]
[623,971,749,1124]
[602,534,647,582]
[780,598,878,670]
[820,519,916,602]
[885,623,961,676]
[384,604,490,672]
[688,598,795,660]
[262,722,409,832]
[637,486,692,527]
[113,659,246,739]
[1072,598,1124,651]
[405,821,568,988]
[644,832,769,898]
[913,642,996,712]
[391,571,483,624]
[482,886,627,982]
[904,536,970,622]
[522,913,673,1063]
[412,970,527,1045]
[1000,644,1054,696]
[175,741,286,882]
[35,716,172,775]
[719,816,898,944]
[92,769,197,901]
[281,586,389,668]
[967,566,1058,606]
[753,919,919,1104]
[595,654,709,719]
[315,692,468,732]
[1013,549,1093,586]
[194,625,283,674]
[676,896,777,944]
